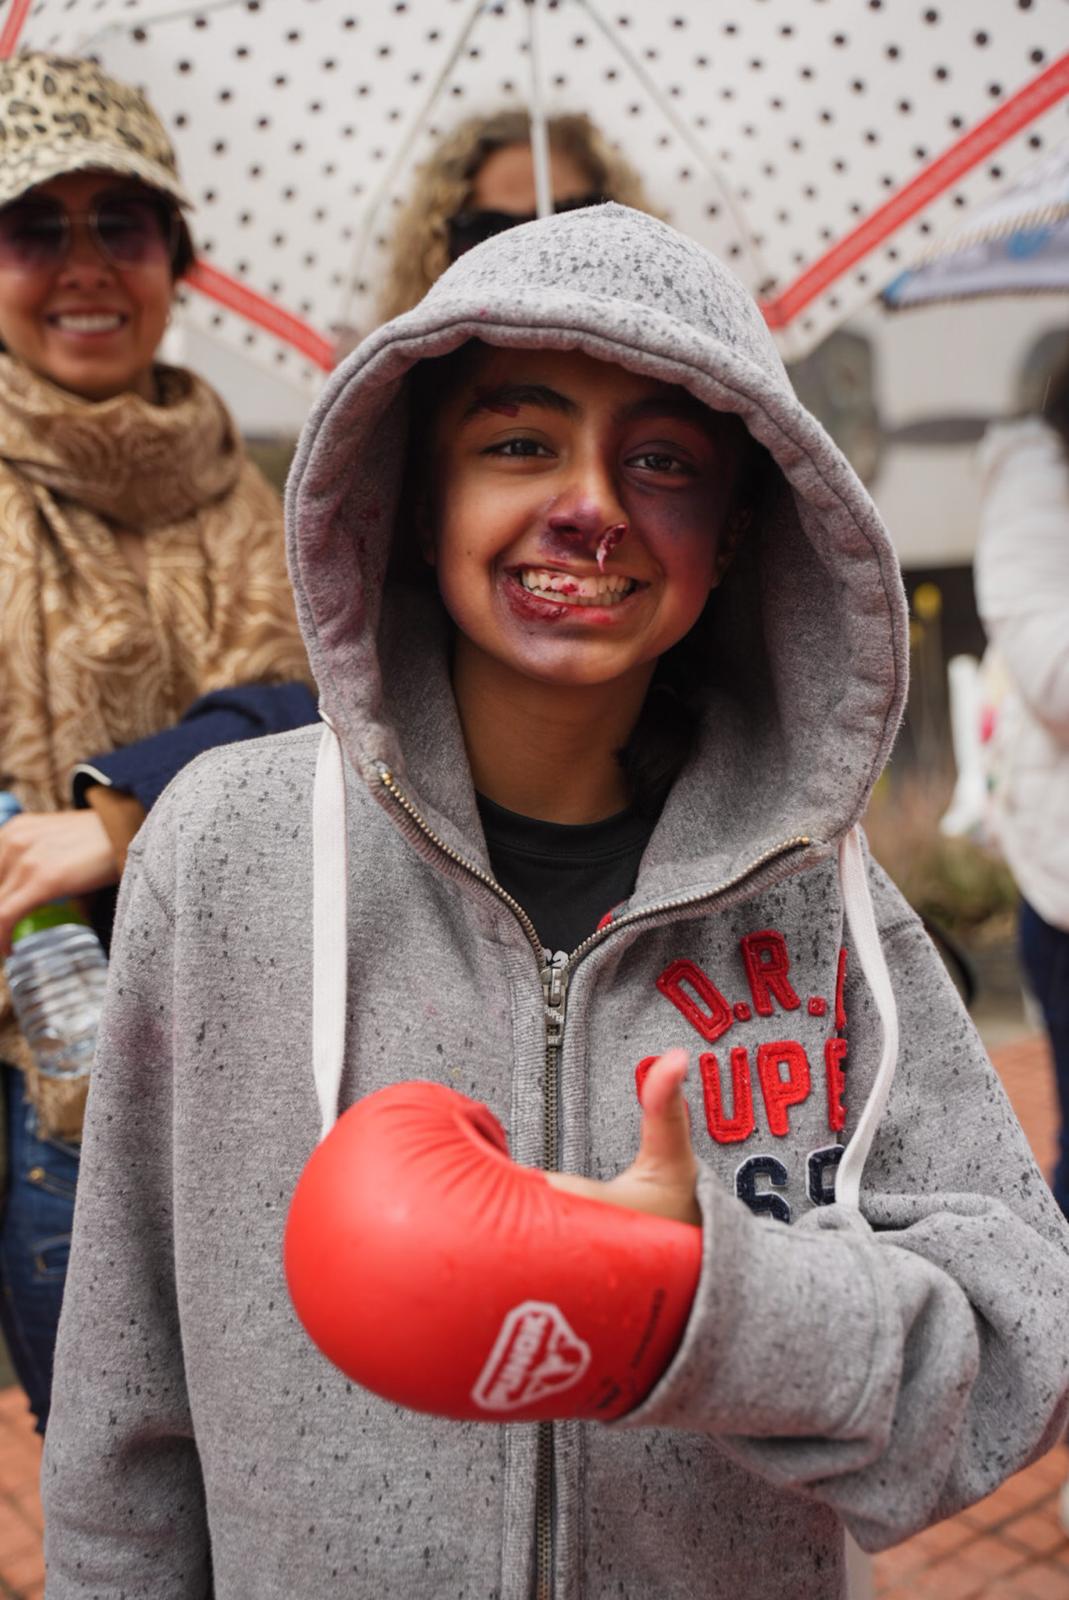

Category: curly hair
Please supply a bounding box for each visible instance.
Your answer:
[377,109,651,324]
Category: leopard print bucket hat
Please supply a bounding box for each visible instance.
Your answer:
[0,52,192,209]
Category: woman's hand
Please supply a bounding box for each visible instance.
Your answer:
[0,811,119,955]
[546,1048,700,1225]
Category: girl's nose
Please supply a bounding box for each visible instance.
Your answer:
[545,462,627,556]
[546,499,604,542]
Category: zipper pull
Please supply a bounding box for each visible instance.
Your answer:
[541,950,569,1047]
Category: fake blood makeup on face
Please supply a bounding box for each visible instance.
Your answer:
[503,576,574,623]
[596,524,626,572]
[473,389,520,418]
[431,348,735,691]
[502,566,644,628]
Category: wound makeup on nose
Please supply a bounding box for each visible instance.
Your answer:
[596,524,626,572]
[545,497,605,541]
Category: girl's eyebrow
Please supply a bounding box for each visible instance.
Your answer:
[459,381,718,435]
[462,383,578,421]
[618,393,718,430]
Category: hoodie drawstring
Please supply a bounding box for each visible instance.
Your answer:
[312,720,899,1202]
[834,825,901,1210]
[313,717,348,1140]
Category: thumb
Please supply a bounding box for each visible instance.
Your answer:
[543,1048,699,1223]
[634,1049,695,1174]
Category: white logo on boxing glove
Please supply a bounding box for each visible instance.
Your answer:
[472,1301,592,1412]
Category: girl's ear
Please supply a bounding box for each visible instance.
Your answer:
[710,505,751,588]
[414,485,437,567]
[706,413,762,591]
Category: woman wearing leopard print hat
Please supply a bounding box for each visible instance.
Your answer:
[0,52,315,1432]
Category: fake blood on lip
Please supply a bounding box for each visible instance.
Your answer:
[503,570,637,625]
[505,574,574,622]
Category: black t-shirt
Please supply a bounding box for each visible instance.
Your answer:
[477,793,656,956]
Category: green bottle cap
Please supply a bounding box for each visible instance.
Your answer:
[11,900,88,944]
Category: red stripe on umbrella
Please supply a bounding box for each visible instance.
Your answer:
[185,260,335,371]
[761,51,1069,330]
[0,0,34,60]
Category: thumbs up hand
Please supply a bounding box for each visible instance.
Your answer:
[547,1049,700,1225]
[284,1052,702,1422]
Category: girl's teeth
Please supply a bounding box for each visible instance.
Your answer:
[519,569,635,606]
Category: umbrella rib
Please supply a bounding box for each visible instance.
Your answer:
[337,0,489,333]
[526,0,553,219]
[908,197,1069,265]
[68,0,249,54]
[575,0,776,296]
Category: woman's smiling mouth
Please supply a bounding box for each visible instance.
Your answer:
[48,312,127,334]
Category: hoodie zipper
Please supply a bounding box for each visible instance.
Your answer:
[375,763,809,1599]
[535,949,568,1600]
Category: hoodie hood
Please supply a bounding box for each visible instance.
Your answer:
[286,203,907,895]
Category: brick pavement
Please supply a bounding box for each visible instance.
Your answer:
[0,1386,41,1599]
[0,1033,1062,1599]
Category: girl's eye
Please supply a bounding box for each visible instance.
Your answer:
[630,450,693,475]
[484,437,551,459]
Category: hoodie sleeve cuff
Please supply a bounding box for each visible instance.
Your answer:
[616,1162,896,1440]
[71,683,319,812]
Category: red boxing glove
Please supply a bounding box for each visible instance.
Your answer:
[284,1080,702,1422]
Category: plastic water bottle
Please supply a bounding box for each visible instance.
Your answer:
[1,792,108,1082]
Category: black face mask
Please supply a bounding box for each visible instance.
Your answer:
[446,193,609,261]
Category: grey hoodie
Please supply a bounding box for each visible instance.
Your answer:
[44,206,1069,1600]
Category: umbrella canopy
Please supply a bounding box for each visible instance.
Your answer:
[3,0,1067,392]
[883,136,1069,308]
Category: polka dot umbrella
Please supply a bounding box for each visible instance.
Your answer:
[2,0,1066,394]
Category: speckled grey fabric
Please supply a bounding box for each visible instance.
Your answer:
[43,206,1069,1599]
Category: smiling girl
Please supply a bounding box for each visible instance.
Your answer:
[0,53,313,1435]
[419,347,754,825]
[44,204,1069,1598]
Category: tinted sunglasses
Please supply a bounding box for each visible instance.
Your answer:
[447,193,608,261]
[0,191,179,273]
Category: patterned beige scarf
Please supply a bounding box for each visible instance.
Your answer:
[0,354,311,1113]
[0,354,310,810]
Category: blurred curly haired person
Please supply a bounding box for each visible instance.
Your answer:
[377,108,651,323]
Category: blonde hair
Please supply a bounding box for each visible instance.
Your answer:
[377,109,651,324]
